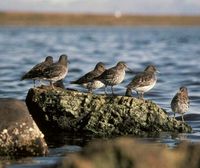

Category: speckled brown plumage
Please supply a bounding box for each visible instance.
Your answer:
[71,62,105,93]
[95,61,128,95]
[21,56,53,87]
[171,86,190,122]
[42,54,68,88]
[126,65,157,99]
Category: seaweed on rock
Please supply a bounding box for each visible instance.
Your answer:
[26,86,192,137]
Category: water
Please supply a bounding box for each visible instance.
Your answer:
[0,26,200,167]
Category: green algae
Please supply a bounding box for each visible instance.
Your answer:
[26,86,192,137]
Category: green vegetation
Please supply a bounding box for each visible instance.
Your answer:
[26,86,192,137]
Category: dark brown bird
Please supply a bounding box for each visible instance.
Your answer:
[21,56,53,87]
[53,80,65,89]
[171,86,190,122]
[71,62,106,93]
[126,65,158,99]
[42,54,68,88]
[95,61,128,95]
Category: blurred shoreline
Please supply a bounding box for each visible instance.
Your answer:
[0,12,200,26]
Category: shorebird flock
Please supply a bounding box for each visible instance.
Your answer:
[21,54,190,122]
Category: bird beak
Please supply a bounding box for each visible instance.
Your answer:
[156,70,160,73]
[124,63,134,72]
[127,67,134,73]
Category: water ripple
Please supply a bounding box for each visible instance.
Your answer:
[0,27,200,166]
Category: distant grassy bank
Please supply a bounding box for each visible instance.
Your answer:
[0,12,200,26]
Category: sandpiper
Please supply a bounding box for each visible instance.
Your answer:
[126,65,158,99]
[71,62,106,93]
[21,56,53,87]
[42,54,68,88]
[95,61,128,95]
[171,86,189,122]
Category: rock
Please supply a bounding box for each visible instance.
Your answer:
[25,86,192,137]
[0,98,48,156]
[57,137,200,168]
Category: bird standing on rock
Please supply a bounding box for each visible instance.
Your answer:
[171,86,190,122]
[71,62,106,93]
[126,65,158,99]
[21,56,53,87]
[95,61,128,95]
[42,54,68,88]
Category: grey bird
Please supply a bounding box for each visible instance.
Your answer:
[126,65,158,99]
[42,54,68,88]
[95,61,128,95]
[71,62,106,93]
[21,56,53,87]
[171,86,190,122]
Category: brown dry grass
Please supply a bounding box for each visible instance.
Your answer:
[0,12,200,26]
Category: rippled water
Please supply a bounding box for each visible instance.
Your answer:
[0,26,200,167]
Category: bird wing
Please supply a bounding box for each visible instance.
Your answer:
[127,72,155,88]
[21,61,50,80]
[43,65,66,78]
[171,92,190,111]
[171,93,179,105]
[96,67,116,81]
[72,70,101,84]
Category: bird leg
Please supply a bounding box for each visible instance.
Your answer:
[138,92,142,99]
[141,93,144,100]
[33,80,36,88]
[182,114,184,122]
[125,88,132,97]
[50,81,55,89]
[104,86,107,95]
[174,113,176,120]
[39,80,42,86]
[111,86,115,96]
[88,88,93,94]
[39,80,46,86]
[137,91,140,99]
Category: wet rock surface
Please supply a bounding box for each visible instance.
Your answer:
[0,98,48,156]
[57,137,200,168]
[26,86,192,137]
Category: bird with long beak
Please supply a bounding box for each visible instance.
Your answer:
[42,54,68,88]
[71,62,106,93]
[21,56,53,87]
[126,65,158,99]
[95,61,130,95]
[171,86,190,122]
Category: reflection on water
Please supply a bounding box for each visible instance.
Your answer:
[0,26,200,167]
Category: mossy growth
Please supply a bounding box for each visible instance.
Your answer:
[26,86,192,137]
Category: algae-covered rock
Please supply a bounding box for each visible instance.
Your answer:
[25,86,192,136]
[57,137,200,168]
[0,98,48,156]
